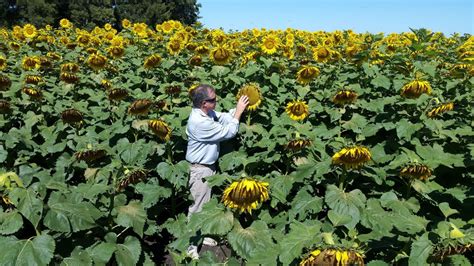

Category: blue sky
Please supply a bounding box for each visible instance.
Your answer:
[197,0,473,34]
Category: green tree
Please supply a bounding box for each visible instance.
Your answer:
[0,0,57,27]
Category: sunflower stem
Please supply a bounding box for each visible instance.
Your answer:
[339,167,348,190]
[246,112,251,125]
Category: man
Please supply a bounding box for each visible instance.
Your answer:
[185,84,249,259]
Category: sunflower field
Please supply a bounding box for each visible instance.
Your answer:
[0,19,473,265]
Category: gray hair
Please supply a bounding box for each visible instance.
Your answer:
[190,84,214,108]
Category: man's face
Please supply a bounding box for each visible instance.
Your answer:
[202,90,217,111]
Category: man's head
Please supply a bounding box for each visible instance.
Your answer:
[190,84,217,113]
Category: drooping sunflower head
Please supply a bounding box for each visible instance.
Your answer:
[22,87,42,100]
[107,88,129,101]
[0,74,12,91]
[148,119,172,141]
[332,90,358,105]
[222,178,269,213]
[117,169,148,191]
[128,99,153,116]
[22,56,41,70]
[332,146,372,169]
[286,100,309,121]
[296,65,320,85]
[0,100,11,114]
[400,164,432,181]
[60,62,80,73]
[60,72,79,84]
[167,37,184,55]
[0,55,7,71]
[25,75,43,85]
[188,55,202,66]
[401,80,432,98]
[286,138,312,151]
[143,54,162,69]
[210,46,232,65]
[300,248,365,266]
[107,45,125,58]
[61,109,83,124]
[165,85,181,96]
[312,46,333,63]
[87,53,108,71]
[236,83,262,111]
[74,149,106,163]
[427,102,454,118]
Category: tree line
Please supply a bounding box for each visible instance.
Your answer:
[0,0,200,29]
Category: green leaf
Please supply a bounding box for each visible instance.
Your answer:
[43,192,103,233]
[134,181,172,208]
[328,210,352,227]
[279,221,321,264]
[61,247,92,266]
[367,260,390,266]
[227,220,275,261]
[288,189,323,221]
[396,119,422,140]
[439,202,459,218]
[371,75,391,89]
[88,242,116,265]
[115,236,141,266]
[270,73,280,87]
[9,187,43,229]
[408,233,433,266]
[361,199,394,234]
[114,200,147,237]
[325,185,366,229]
[342,114,368,134]
[13,234,56,266]
[244,64,259,77]
[0,211,23,235]
[188,199,234,235]
[156,160,189,189]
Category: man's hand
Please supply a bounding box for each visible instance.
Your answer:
[234,95,249,121]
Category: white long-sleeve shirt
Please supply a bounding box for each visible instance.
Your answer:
[186,108,238,165]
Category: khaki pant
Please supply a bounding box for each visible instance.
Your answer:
[188,164,216,215]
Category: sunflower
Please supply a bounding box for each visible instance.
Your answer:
[101,79,112,89]
[165,85,181,96]
[22,87,42,99]
[0,100,11,114]
[188,55,202,66]
[121,19,132,29]
[296,65,320,85]
[0,56,7,71]
[25,75,43,85]
[300,248,365,266]
[160,20,175,34]
[286,138,312,151]
[108,88,128,101]
[0,74,12,91]
[22,24,37,39]
[312,46,333,63]
[195,45,210,55]
[60,72,79,84]
[236,83,262,111]
[333,90,358,105]
[22,56,41,70]
[61,109,83,124]
[143,54,162,69]
[167,38,184,56]
[427,102,454,118]
[400,80,432,98]
[107,45,125,58]
[60,63,79,73]
[87,53,108,71]
[210,46,232,65]
[261,34,280,55]
[286,100,309,121]
[148,119,172,141]
[431,244,473,263]
[222,178,269,213]
[332,146,371,169]
[117,169,148,191]
[400,164,432,181]
[59,18,73,29]
[128,99,153,116]
[74,149,106,163]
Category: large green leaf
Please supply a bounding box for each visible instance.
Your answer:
[60,247,92,266]
[188,199,234,235]
[43,192,103,233]
[288,189,323,221]
[114,200,147,237]
[0,210,23,235]
[134,181,172,208]
[279,221,321,265]
[227,220,276,262]
[115,236,141,266]
[325,185,366,229]
[88,242,116,265]
[408,233,433,266]
[9,187,43,229]
[3,234,56,266]
[156,160,189,189]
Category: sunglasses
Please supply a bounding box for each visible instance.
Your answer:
[204,97,217,103]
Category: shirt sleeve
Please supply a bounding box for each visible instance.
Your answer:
[191,117,239,142]
[215,108,236,125]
